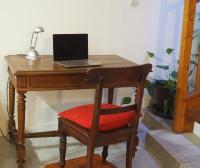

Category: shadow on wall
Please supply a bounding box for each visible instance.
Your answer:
[154,0,183,79]
[25,90,95,132]
[25,88,133,132]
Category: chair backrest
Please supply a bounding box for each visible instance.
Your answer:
[84,64,152,134]
[85,64,152,88]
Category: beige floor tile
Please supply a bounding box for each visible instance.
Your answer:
[0,124,160,168]
[154,130,193,146]
[192,163,200,168]
[184,133,200,145]
[112,148,159,168]
[173,144,200,158]
[180,163,195,168]
[184,156,200,164]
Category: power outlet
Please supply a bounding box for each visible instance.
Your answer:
[128,0,139,7]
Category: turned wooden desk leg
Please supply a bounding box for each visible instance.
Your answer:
[108,88,114,104]
[16,92,26,168]
[8,78,17,143]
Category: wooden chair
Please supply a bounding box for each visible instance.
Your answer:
[58,64,152,168]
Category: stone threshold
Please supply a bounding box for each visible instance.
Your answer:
[142,108,200,168]
[142,108,172,130]
[145,129,200,168]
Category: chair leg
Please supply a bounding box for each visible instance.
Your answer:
[86,144,95,168]
[59,135,67,168]
[133,135,139,158]
[126,139,133,168]
[102,146,109,162]
[126,134,138,168]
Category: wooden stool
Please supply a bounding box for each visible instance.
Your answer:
[44,154,116,168]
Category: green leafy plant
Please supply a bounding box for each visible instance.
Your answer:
[146,48,177,94]
[146,48,197,118]
[121,49,178,108]
[145,48,177,117]
[121,96,131,105]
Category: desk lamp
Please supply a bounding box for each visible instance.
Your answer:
[26,26,45,60]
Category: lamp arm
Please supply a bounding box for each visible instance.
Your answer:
[26,26,44,60]
[33,32,39,49]
[29,32,35,48]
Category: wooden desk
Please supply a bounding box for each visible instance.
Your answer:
[5,54,136,168]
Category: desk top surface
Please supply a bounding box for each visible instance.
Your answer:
[5,55,137,76]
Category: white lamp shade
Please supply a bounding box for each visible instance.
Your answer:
[34,26,45,33]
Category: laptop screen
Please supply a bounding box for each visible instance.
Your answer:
[53,34,88,61]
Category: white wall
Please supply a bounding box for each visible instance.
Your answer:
[0,0,121,133]
[118,0,184,106]
[118,0,184,64]
[0,0,185,134]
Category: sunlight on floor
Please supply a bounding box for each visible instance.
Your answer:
[0,124,160,168]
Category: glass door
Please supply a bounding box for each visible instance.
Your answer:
[188,1,200,93]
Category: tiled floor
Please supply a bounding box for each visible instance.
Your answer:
[0,123,160,168]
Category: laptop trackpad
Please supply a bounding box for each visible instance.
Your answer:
[56,60,101,68]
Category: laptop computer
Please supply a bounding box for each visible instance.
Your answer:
[53,34,101,68]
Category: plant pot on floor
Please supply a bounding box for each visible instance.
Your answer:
[150,84,174,119]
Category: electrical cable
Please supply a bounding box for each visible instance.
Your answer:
[0,80,14,144]
[0,127,14,144]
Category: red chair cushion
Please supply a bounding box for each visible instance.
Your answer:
[59,104,136,131]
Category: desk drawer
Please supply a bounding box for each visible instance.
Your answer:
[28,74,87,90]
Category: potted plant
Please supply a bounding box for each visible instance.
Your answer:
[120,49,178,118]
[145,48,197,119]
